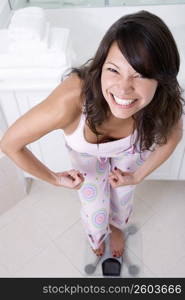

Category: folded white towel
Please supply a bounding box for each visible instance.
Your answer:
[8,16,46,42]
[0,53,74,69]
[0,27,76,68]
[8,22,51,53]
[0,7,76,82]
[49,28,76,65]
[8,7,46,42]
[12,7,45,19]
[49,28,70,53]
[0,66,71,80]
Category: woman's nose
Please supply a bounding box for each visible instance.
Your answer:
[117,77,134,95]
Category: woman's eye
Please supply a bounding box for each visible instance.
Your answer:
[107,68,118,73]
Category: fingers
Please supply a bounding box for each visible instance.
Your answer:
[108,171,119,188]
[108,167,132,187]
[74,181,84,190]
[112,167,124,182]
[68,169,84,180]
[108,167,119,181]
[67,169,85,189]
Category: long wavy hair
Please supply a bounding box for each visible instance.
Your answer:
[69,10,184,152]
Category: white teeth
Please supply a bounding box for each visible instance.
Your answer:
[113,94,136,105]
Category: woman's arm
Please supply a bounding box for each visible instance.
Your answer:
[134,117,184,183]
[0,74,82,186]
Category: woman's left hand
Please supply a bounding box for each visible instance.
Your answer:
[108,167,140,188]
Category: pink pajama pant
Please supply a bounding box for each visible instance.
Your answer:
[65,143,149,250]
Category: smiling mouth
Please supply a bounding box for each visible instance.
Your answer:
[110,93,138,107]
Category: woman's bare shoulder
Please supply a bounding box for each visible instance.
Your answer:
[46,73,84,130]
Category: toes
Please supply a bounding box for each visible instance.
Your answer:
[112,250,117,257]
[92,247,104,257]
[98,247,104,256]
[114,251,119,258]
[115,251,120,258]
[97,250,103,256]
[112,249,123,258]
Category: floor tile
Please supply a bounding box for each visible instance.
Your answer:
[135,180,185,215]
[14,242,82,277]
[26,182,81,240]
[0,209,52,275]
[129,194,156,229]
[142,264,158,278]
[0,264,11,277]
[0,200,27,231]
[54,220,86,276]
[163,254,185,277]
[140,209,185,277]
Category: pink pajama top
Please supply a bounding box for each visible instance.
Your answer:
[62,112,139,160]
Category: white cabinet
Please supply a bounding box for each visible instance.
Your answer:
[0,88,185,180]
[179,130,185,180]
[146,129,185,180]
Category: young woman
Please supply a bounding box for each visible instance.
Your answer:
[1,11,184,258]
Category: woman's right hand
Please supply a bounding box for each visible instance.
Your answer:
[54,169,85,190]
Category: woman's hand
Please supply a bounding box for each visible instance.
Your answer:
[108,167,140,188]
[54,169,85,190]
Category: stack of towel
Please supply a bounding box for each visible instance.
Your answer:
[0,7,76,80]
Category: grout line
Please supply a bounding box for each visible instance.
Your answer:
[12,243,55,277]
[51,238,83,276]
[50,218,81,241]
[0,263,12,277]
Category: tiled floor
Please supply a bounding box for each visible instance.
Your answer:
[0,179,185,278]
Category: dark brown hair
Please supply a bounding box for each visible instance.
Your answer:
[70,10,184,152]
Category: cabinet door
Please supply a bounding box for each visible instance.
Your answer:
[146,117,185,180]
[15,91,72,178]
[0,91,20,126]
[146,138,184,180]
[179,152,185,180]
[179,129,185,180]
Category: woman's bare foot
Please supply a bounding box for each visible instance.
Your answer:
[110,224,125,257]
[92,242,105,256]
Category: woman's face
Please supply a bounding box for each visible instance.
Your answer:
[101,42,158,120]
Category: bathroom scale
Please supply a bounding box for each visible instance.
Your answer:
[83,224,144,278]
